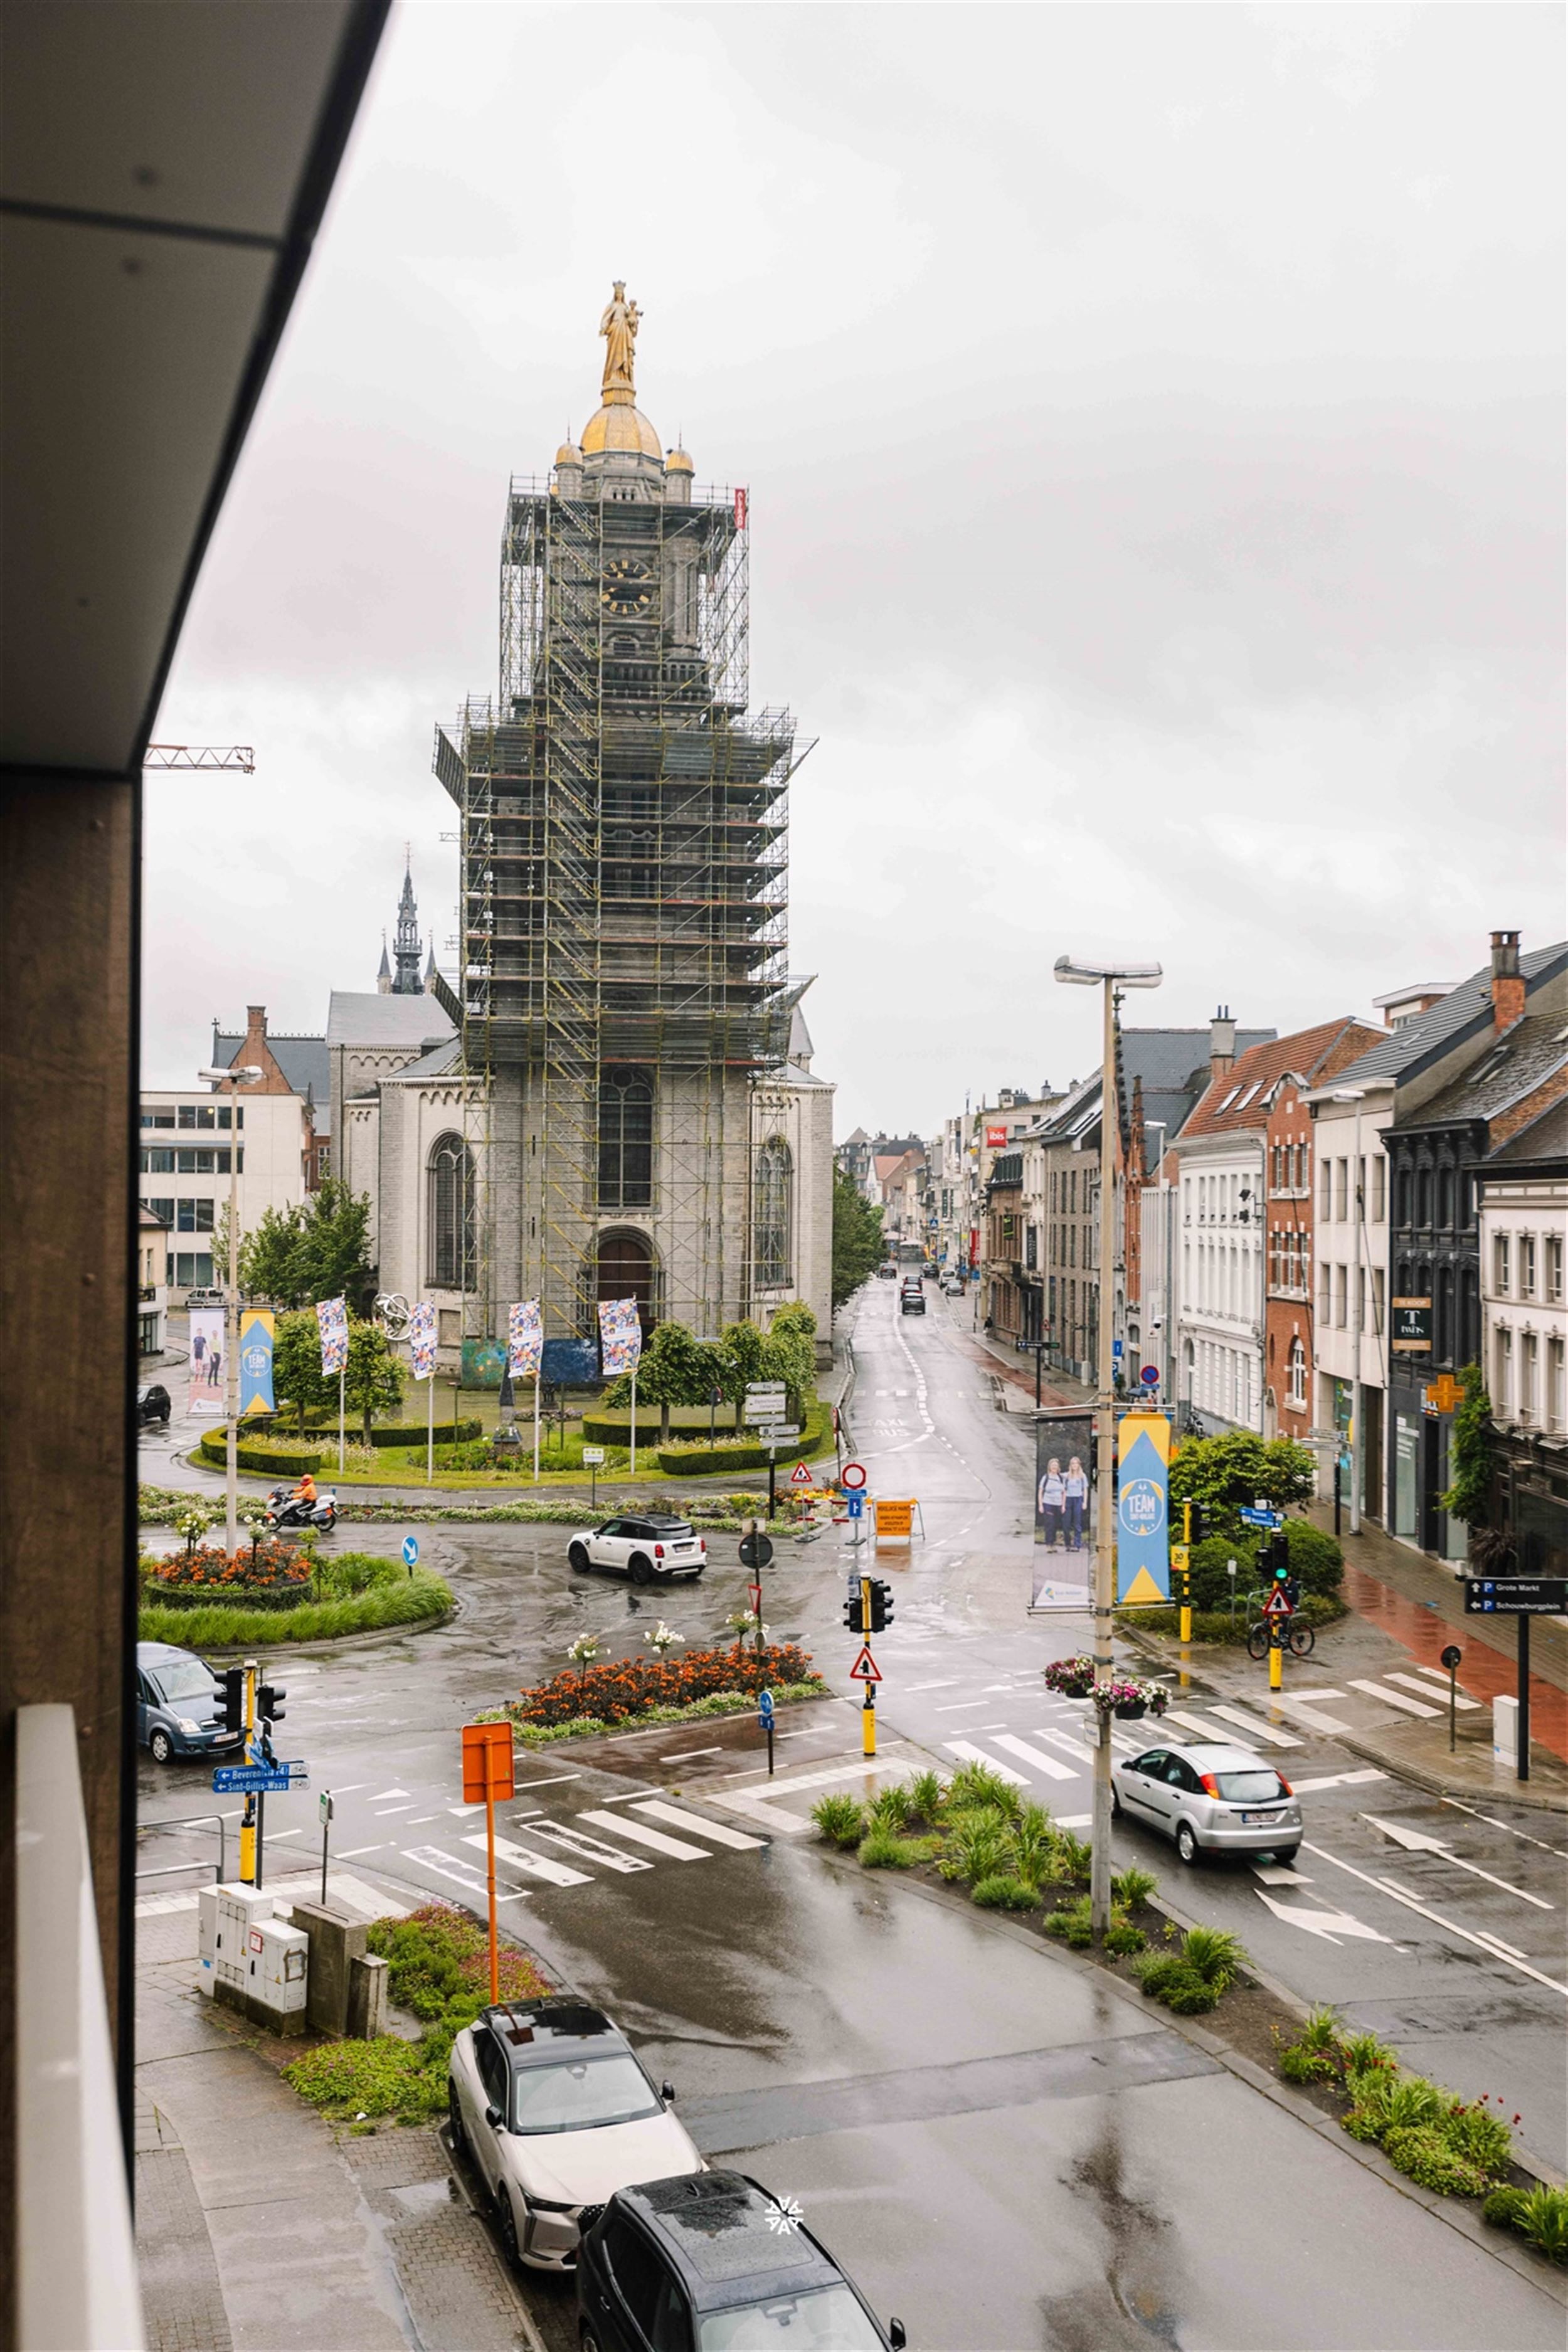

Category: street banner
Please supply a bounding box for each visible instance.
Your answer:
[598,1295,642,1376]
[507,1298,543,1379]
[541,1336,598,1387]
[1116,1410,1171,1605]
[408,1299,437,1382]
[315,1295,348,1376]
[188,1306,225,1418]
[1031,1410,1094,1612]
[238,1308,275,1417]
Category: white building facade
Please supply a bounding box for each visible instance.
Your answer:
[1480,1124,1567,1442]
[1305,1084,1392,1506]
[137,1088,310,1299]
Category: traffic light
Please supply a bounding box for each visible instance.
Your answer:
[257,1682,287,1727]
[1187,1502,1210,1544]
[867,1579,894,1634]
[843,1584,867,1634]
[1268,1533,1291,1582]
[218,1666,245,1734]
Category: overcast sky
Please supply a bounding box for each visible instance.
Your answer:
[149,1,1564,1134]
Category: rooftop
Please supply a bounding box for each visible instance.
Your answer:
[1177,1020,1380,1144]
[1330,942,1568,1090]
[326,990,456,1051]
[1394,1010,1568,1135]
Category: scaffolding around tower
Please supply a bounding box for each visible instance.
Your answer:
[434,467,807,1359]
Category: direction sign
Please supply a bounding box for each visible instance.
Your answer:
[1262,1587,1294,1618]
[746,1382,787,1399]
[847,1644,882,1683]
[758,1689,775,1725]
[840,1461,867,1491]
[213,1764,295,1794]
[845,1493,865,1521]
[790,1463,813,1487]
[753,1422,802,1439]
[1240,1506,1283,1529]
[582,1446,605,1466]
[1465,1578,1568,1616]
[402,1535,420,1568]
[743,1400,790,1423]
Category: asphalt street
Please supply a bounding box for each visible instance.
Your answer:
[136,1294,1568,2346]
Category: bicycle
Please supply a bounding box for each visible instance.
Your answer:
[1246,1615,1315,1660]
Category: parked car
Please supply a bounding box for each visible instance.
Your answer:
[578,2168,906,2352]
[568,1515,707,1585]
[899,1278,925,1316]
[1112,1740,1301,1865]
[137,1382,172,1426]
[876,1262,898,1280]
[447,1998,702,2274]
[184,1286,226,1310]
[940,1276,963,1298]
[135,1641,242,1765]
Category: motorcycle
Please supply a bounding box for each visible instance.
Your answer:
[264,1483,339,1534]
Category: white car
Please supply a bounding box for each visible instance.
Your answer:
[447,1998,704,2270]
[567,1512,706,1586]
[1112,1740,1302,1865]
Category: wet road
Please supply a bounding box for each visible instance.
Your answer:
[135,1297,1568,2346]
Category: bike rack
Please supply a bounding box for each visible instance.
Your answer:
[135,1812,226,1885]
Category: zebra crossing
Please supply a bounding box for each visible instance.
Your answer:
[398,1798,767,1907]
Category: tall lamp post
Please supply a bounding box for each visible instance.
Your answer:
[1333,1089,1367,1534]
[197,1063,263,1555]
[1054,953,1163,1939]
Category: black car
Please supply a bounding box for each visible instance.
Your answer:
[137,1382,172,1426]
[578,2169,905,2352]
[899,1278,925,1316]
[135,1640,243,1764]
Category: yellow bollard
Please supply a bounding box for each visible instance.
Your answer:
[862,1684,876,1757]
[1269,1635,1283,1693]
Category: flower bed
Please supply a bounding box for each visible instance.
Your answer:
[143,1537,312,1595]
[514,1640,818,1729]
[139,1557,452,1648]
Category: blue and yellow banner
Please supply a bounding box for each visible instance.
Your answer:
[1116,1410,1170,1605]
[238,1308,275,1417]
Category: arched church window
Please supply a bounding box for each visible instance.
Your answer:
[599,1069,654,1208]
[428,1134,475,1291]
[754,1137,793,1289]
[595,1229,655,1331]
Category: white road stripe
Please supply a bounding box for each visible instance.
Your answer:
[633,1803,765,1851]
[1389,1670,1479,1710]
[1205,1705,1303,1750]
[405,1845,532,1902]
[458,1833,591,1888]
[1162,1708,1232,1744]
[1032,1726,1094,1761]
[943,1741,1029,1785]
[1290,1770,1388,1793]
[1302,1843,1568,1998]
[520,1824,652,1875]
[368,1788,410,1801]
[989,1734,1079,1783]
[1348,1678,1439,1720]
[662,1748,723,1764]
[1268,1692,1355,1734]
[576,1809,710,1860]
[336,1844,385,1857]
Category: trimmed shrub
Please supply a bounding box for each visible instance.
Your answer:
[364,1419,481,1449]
[1185,1522,1343,1611]
[1103,1919,1147,1957]
[1381,2127,1490,2198]
[972,1874,1037,1911]
[1043,1900,1094,1949]
[1483,2186,1528,2231]
[139,1569,451,1649]
[198,1430,323,1475]
[655,1405,834,1478]
[1442,2100,1515,2176]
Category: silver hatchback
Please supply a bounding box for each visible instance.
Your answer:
[1113,1741,1301,1866]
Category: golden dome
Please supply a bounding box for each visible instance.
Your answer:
[555,440,582,465]
[581,401,662,459]
[665,446,694,474]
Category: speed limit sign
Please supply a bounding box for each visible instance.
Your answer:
[840,1461,867,1491]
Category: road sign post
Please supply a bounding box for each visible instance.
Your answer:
[403,1534,420,1576]
[462,1721,516,2001]
[582,1445,605,1508]
[759,1687,775,1776]
[1439,1643,1462,1755]
[319,1789,334,1903]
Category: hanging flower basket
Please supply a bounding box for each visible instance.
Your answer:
[1114,1699,1148,1721]
[1092,1678,1167,1720]
[1042,1655,1097,1700]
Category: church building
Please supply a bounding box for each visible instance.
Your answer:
[338,292,833,1367]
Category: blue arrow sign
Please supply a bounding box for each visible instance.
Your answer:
[213,1765,295,1794]
[1239,1506,1283,1528]
[758,1689,775,1724]
[845,1493,865,1520]
[402,1535,420,1567]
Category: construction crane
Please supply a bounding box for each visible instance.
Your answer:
[142,745,255,771]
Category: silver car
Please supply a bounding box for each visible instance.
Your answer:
[1112,1740,1301,1866]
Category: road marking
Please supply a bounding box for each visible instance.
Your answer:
[459,1833,593,1888]
[375,1805,418,1816]
[774,1727,821,1740]
[633,1803,766,1851]
[1205,1705,1303,1750]
[1439,1796,1568,1859]
[265,1829,301,1842]
[708,1755,916,1833]
[448,1804,484,1816]
[1253,1864,1313,1885]
[1056,1814,1091,1829]
[1254,1888,1392,1944]
[406,1815,439,1825]
[368,1788,410,1801]
[1290,1769,1388,1793]
[908,1680,961,1693]
[1163,1708,1233,1744]
[1361,1815,1555,1909]
[521,1823,652,1874]
[989,1734,1079,1783]
[514,1773,583,1789]
[577,1809,710,1860]
[575,1787,661,1803]
[336,1845,384,1858]
[1268,1693,1356,1734]
[404,1845,532,1903]
[1391,1670,1478,1710]
[663,1747,723,1763]
[1302,1843,1568,1998]
[943,1741,1029,1785]
[1474,1929,1528,1959]
[935,1700,996,1714]
[1348,1677,1439,1719]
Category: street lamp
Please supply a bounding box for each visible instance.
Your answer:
[1333,1089,1367,1535]
[1054,953,1162,1939]
[197,1064,263,1555]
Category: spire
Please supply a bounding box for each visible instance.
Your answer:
[392,852,422,995]
[377,933,392,995]
[424,940,438,994]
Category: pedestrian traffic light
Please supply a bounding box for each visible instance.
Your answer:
[257,1682,287,1726]
[1186,1502,1210,1544]
[218,1666,245,1734]
[867,1579,894,1633]
[843,1585,867,1634]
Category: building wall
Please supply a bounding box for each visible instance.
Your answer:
[1309,1094,1392,1512]
[137,1089,307,1298]
[751,1069,835,1355]
[1263,1081,1315,1444]
[1480,1172,1567,1438]
[1177,1138,1266,1432]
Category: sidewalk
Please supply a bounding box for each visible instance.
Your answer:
[958,1323,1092,1414]
[135,1873,533,2352]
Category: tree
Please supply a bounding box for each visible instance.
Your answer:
[344,1318,406,1443]
[293,1180,377,1315]
[272,1309,336,1433]
[1167,1429,1316,1528]
[240,1203,311,1306]
[1440,1362,1495,1527]
[762,1301,817,1401]
[832,1168,884,1309]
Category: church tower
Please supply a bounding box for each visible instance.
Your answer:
[391,858,423,995]
[432,289,806,1348]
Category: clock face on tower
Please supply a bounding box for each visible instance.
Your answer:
[600,558,655,617]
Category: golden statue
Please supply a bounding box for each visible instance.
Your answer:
[598,282,640,400]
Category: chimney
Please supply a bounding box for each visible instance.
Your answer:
[240,1005,288,1092]
[1491,930,1524,1032]
[1209,1005,1237,1086]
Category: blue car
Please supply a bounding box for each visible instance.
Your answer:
[136,1641,243,1765]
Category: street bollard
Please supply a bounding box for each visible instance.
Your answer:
[862,1683,876,1757]
[1269,1623,1283,1692]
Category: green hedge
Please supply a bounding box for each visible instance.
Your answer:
[1183,1520,1343,1611]
[362,1419,481,1449]
[198,1431,323,1475]
[656,1404,832,1476]
[581,1409,750,1443]
[139,1567,452,1649]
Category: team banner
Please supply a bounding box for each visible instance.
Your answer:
[316,1295,349,1377]
[238,1308,275,1417]
[598,1295,642,1377]
[188,1306,226,1418]
[1116,1409,1171,1605]
[408,1299,437,1382]
[1030,1410,1095,1613]
[507,1298,543,1379]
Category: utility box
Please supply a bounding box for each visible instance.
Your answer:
[251,1919,310,2030]
[280,1899,367,2037]
[1493,1693,1520,1766]
[198,1882,275,2001]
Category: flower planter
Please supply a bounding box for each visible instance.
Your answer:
[1113,1700,1147,1720]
